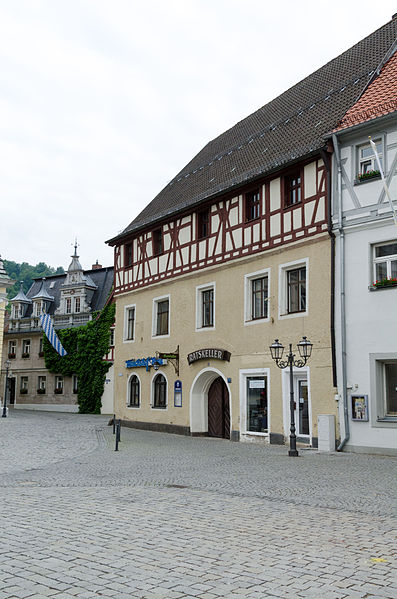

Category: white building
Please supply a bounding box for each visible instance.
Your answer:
[332,46,397,455]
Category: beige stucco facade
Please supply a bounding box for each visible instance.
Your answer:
[113,233,337,445]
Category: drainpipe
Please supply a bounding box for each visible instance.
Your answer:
[320,147,337,388]
[332,133,350,450]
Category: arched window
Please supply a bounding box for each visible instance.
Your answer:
[128,375,140,407]
[153,373,167,409]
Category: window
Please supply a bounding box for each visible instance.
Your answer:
[153,373,167,409]
[34,301,42,317]
[124,242,133,267]
[73,375,78,394]
[74,297,81,313]
[287,267,306,313]
[20,376,28,393]
[251,276,268,320]
[246,376,268,433]
[22,339,31,358]
[124,306,135,341]
[197,208,210,239]
[66,298,72,314]
[370,354,397,426]
[196,284,215,330]
[8,340,16,358]
[109,328,115,347]
[55,376,63,392]
[154,298,169,336]
[373,242,397,283]
[38,376,46,393]
[384,363,397,417]
[202,289,214,327]
[39,338,44,357]
[359,139,382,174]
[128,375,140,407]
[245,189,260,221]
[285,172,302,206]
[153,228,163,256]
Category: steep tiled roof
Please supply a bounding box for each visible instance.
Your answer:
[334,48,397,131]
[108,16,397,243]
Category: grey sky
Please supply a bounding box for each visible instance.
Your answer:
[1,0,395,271]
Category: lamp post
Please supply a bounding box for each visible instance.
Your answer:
[270,337,313,457]
[2,359,11,418]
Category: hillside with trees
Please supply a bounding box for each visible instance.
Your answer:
[4,260,65,300]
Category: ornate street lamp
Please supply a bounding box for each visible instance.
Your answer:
[2,359,11,418]
[269,337,313,457]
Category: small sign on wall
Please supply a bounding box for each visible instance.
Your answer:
[174,380,182,407]
[351,395,369,421]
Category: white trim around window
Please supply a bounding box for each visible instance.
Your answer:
[278,258,309,319]
[150,370,168,410]
[152,294,170,338]
[239,368,270,438]
[123,304,136,343]
[195,282,215,331]
[244,268,270,326]
[126,372,141,408]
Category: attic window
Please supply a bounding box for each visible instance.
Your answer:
[49,281,55,289]
[245,189,261,222]
[284,171,302,207]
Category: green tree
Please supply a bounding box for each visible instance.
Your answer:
[4,260,65,300]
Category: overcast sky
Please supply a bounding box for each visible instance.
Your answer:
[0,0,396,270]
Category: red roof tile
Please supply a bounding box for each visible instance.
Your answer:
[335,50,397,131]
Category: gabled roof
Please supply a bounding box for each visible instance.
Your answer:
[31,278,55,302]
[334,47,397,131]
[108,16,397,244]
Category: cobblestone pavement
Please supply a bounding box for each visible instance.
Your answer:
[0,411,396,598]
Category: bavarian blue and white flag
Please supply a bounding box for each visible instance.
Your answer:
[39,313,68,357]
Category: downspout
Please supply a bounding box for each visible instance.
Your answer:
[320,147,337,388]
[332,133,350,450]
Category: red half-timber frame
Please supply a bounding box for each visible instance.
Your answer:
[112,157,328,295]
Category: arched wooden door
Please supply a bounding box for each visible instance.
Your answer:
[208,377,230,439]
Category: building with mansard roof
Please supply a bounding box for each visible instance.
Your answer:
[107,17,397,448]
[331,42,397,455]
[2,247,114,413]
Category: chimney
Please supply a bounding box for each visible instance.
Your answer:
[92,260,102,270]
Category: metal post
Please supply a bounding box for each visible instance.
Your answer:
[112,414,116,434]
[288,344,298,457]
[117,419,121,442]
[115,422,120,451]
[2,362,9,418]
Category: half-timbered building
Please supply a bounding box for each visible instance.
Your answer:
[107,17,397,446]
[332,40,397,455]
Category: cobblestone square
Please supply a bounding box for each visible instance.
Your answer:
[0,411,396,598]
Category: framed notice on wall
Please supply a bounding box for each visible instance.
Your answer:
[351,395,369,421]
[174,380,182,407]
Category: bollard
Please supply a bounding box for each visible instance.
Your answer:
[115,422,120,451]
[117,419,121,442]
[112,414,116,434]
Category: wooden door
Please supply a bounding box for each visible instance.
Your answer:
[208,377,230,439]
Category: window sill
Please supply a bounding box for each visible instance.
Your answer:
[127,404,140,409]
[377,417,397,422]
[152,406,167,410]
[354,174,381,185]
[369,284,397,291]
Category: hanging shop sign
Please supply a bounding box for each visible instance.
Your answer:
[174,380,182,407]
[187,348,231,365]
[125,356,166,372]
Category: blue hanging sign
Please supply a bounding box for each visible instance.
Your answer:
[125,356,165,371]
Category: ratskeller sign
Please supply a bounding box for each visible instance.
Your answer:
[187,348,231,365]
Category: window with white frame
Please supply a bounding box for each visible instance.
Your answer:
[34,301,42,316]
[20,376,28,392]
[153,296,170,337]
[152,373,167,408]
[358,139,382,175]
[38,376,46,393]
[124,306,135,341]
[66,297,72,314]
[279,259,308,317]
[244,270,270,323]
[127,374,140,407]
[74,297,81,313]
[287,267,306,313]
[240,369,269,436]
[196,283,215,330]
[55,375,63,392]
[373,242,397,283]
[22,339,31,357]
[370,354,397,425]
[8,340,16,358]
